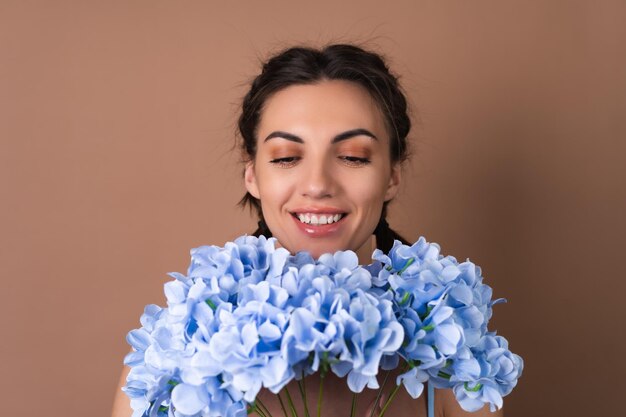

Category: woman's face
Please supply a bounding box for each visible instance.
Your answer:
[244,80,401,259]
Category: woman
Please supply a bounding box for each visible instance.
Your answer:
[112,44,502,416]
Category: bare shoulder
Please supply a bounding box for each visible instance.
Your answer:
[110,366,132,417]
[435,388,503,417]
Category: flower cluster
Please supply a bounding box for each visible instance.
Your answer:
[124,235,522,416]
[370,238,523,411]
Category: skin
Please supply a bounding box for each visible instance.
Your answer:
[110,80,503,417]
[244,80,401,260]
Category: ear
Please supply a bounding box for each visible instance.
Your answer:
[244,161,261,199]
[384,163,401,201]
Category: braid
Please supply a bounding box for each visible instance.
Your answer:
[374,216,409,253]
[252,218,273,238]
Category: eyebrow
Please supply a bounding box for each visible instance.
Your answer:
[263,128,378,143]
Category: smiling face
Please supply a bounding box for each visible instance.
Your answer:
[244,80,401,259]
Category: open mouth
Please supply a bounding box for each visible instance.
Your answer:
[290,212,347,226]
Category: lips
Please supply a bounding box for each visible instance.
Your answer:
[289,208,348,237]
[294,213,344,225]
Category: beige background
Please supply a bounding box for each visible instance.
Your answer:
[1,1,625,416]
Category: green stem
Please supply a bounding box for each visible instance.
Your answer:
[316,372,325,417]
[297,379,311,417]
[350,393,358,417]
[368,371,391,417]
[250,403,268,417]
[256,399,272,417]
[276,392,289,417]
[377,362,410,417]
[398,258,415,275]
[464,382,483,392]
[437,371,451,380]
[377,384,401,417]
[284,386,299,417]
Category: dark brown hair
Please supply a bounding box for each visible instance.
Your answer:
[238,44,410,252]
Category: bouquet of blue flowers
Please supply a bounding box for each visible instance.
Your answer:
[123,235,523,417]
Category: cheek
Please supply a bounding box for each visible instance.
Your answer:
[343,169,390,205]
[256,168,293,207]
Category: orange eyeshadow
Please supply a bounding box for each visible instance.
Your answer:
[267,145,301,158]
[336,145,372,158]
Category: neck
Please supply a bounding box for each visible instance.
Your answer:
[355,235,376,265]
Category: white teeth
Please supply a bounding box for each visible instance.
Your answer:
[295,213,344,225]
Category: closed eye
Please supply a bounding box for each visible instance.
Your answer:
[340,156,371,166]
[269,156,300,168]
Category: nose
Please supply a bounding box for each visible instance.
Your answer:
[300,158,336,199]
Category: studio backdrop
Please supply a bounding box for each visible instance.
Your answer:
[1,1,624,417]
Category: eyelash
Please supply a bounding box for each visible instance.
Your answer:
[269,157,300,168]
[269,156,371,168]
[340,156,371,166]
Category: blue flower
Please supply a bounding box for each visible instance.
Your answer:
[169,378,247,417]
[280,256,404,393]
[171,383,209,415]
[123,235,522,415]
[450,334,524,412]
[123,305,189,417]
[396,367,429,398]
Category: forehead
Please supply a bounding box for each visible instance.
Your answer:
[258,80,388,137]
